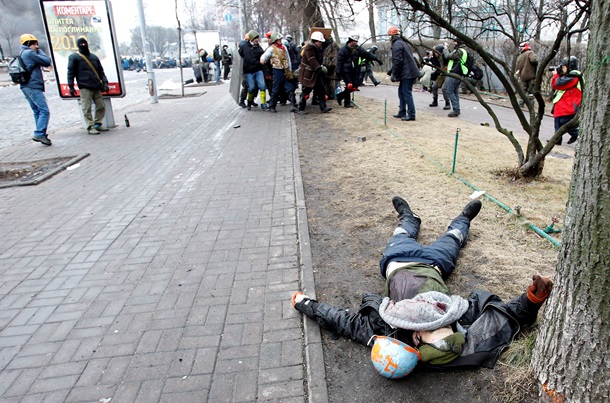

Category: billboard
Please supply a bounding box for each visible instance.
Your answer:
[39,0,125,98]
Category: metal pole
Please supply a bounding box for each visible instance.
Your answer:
[384,98,387,126]
[237,0,244,35]
[136,0,158,104]
[452,128,460,174]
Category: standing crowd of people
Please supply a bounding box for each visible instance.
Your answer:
[16,27,582,148]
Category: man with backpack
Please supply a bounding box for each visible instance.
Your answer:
[67,38,110,135]
[443,38,471,117]
[17,33,52,146]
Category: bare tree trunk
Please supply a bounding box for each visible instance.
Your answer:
[532,1,610,401]
[367,0,376,42]
[303,0,324,28]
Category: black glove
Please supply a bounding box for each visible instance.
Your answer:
[375,57,383,66]
[69,86,76,96]
[387,69,392,76]
[103,84,110,92]
[390,75,399,83]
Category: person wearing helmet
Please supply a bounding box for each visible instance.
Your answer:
[238,30,268,110]
[284,34,301,71]
[292,196,553,370]
[67,38,110,135]
[358,45,381,86]
[18,33,52,146]
[336,34,383,108]
[429,44,450,109]
[551,56,582,145]
[515,41,538,107]
[260,32,298,113]
[419,52,434,92]
[442,37,469,117]
[297,31,333,114]
[387,26,419,121]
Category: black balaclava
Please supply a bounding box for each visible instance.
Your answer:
[77,38,90,56]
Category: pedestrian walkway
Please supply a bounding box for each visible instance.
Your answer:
[0,85,327,402]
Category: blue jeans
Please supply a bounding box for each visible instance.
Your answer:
[270,69,295,108]
[443,77,461,113]
[21,87,50,138]
[379,214,471,278]
[214,61,221,82]
[398,77,416,119]
[245,70,266,93]
[554,114,578,144]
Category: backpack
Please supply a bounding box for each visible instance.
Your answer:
[469,64,483,80]
[8,51,31,84]
[461,49,475,76]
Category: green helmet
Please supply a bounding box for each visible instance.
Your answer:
[270,32,283,44]
[248,30,259,40]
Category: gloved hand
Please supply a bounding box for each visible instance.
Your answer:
[387,69,392,76]
[527,275,553,304]
[375,58,383,66]
[390,75,399,82]
[103,84,110,92]
[69,86,76,96]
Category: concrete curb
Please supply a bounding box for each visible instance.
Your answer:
[291,113,329,403]
[0,153,90,189]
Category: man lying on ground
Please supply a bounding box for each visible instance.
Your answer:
[292,196,553,368]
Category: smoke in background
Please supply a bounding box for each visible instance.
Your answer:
[0,0,49,57]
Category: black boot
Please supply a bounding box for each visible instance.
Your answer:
[392,196,416,219]
[320,102,332,113]
[461,200,482,221]
[429,98,438,107]
[336,92,343,106]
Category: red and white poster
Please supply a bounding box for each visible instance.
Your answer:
[39,0,126,98]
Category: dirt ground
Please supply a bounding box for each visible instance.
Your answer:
[295,95,573,402]
[0,157,75,186]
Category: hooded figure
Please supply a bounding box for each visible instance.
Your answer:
[67,37,110,134]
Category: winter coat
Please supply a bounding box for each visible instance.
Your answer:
[336,45,379,78]
[420,65,433,88]
[287,41,301,71]
[221,48,232,65]
[443,46,467,75]
[552,71,583,117]
[261,44,292,70]
[19,45,51,91]
[516,49,538,82]
[307,289,541,369]
[239,40,264,74]
[213,47,221,62]
[67,51,108,90]
[390,37,419,81]
[429,54,443,81]
[299,41,324,88]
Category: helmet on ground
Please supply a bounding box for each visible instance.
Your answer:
[310,31,325,42]
[20,33,38,45]
[370,336,420,379]
[561,55,578,71]
[347,34,360,43]
[270,32,283,44]
[387,26,399,36]
[519,41,531,52]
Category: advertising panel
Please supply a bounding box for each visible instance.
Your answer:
[39,0,125,98]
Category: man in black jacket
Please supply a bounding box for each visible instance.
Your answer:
[238,30,268,110]
[67,38,109,134]
[388,26,420,121]
[292,196,553,369]
[336,34,382,108]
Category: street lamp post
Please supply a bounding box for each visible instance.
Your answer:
[136,0,158,103]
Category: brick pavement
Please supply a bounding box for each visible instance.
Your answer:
[0,84,328,402]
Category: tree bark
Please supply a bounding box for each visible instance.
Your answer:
[532,0,610,401]
[367,0,376,42]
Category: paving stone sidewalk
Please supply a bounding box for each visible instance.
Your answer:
[0,85,327,402]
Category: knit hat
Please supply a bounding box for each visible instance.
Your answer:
[418,332,465,365]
